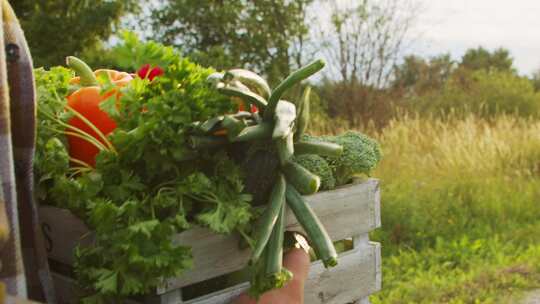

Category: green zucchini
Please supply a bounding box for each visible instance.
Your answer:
[294,141,343,158]
[232,111,253,120]
[206,72,224,87]
[232,122,273,142]
[187,136,228,149]
[225,69,271,99]
[282,161,320,195]
[221,115,247,141]
[198,116,224,134]
[217,83,268,111]
[264,202,291,288]
[285,183,338,268]
[251,174,286,264]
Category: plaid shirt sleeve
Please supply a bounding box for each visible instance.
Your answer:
[0,1,56,302]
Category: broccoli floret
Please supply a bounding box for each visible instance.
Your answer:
[321,131,382,186]
[294,154,336,190]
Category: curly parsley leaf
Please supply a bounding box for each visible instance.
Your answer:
[35,40,253,302]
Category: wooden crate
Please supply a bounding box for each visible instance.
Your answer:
[40,179,381,304]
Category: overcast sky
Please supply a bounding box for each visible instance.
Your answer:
[412,0,540,75]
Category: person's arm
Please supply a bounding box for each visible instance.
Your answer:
[233,248,311,304]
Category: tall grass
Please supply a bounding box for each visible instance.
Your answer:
[372,114,540,248]
[364,114,540,302]
[377,114,540,179]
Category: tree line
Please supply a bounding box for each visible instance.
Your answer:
[14,0,540,130]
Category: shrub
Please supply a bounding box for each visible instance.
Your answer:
[409,69,540,118]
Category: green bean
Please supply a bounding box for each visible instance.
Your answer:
[221,115,247,140]
[295,86,311,140]
[294,141,343,158]
[232,122,273,142]
[285,183,338,268]
[251,174,286,264]
[218,85,268,112]
[282,161,321,195]
[187,136,228,149]
[264,60,325,121]
[264,201,289,287]
[199,116,224,133]
[225,69,271,99]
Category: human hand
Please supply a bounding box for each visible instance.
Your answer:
[233,248,311,304]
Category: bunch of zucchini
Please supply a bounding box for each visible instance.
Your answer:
[188,60,343,295]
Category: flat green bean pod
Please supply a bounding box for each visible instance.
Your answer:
[225,69,271,99]
[265,59,325,121]
[285,183,338,268]
[251,174,286,264]
[295,86,311,140]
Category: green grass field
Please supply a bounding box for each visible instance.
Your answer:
[365,115,540,303]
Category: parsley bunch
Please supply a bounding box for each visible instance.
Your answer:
[35,43,253,302]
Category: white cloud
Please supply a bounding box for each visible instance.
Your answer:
[413,0,540,75]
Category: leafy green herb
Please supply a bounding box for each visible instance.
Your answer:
[35,40,251,302]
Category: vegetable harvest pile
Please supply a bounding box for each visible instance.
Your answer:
[34,38,381,302]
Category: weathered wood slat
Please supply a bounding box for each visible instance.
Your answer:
[39,179,381,302]
[50,273,78,304]
[303,240,380,304]
[162,179,380,293]
[285,177,380,238]
[50,273,140,304]
[50,240,380,304]
[39,207,90,265]
[158,236,380,304]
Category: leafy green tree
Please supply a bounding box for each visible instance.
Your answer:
[315,78,396,128]
[459,47,515,73]
[12,0,137,67]
[530,68,540,92]
[392,54,455,94]
[150,0,312,84]
[409,69,540,118]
